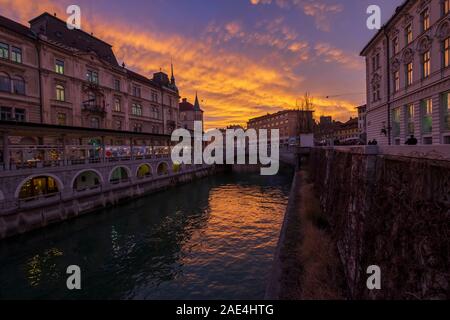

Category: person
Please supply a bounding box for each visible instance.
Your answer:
[405,135,418,145]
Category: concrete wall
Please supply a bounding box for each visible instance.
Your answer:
[309,147,450,299]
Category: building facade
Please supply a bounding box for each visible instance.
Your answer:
[0,12,180,139]
[179,93,204,134]
[357,104,367,144]
[361,0,450,145]
[247,109,314,145]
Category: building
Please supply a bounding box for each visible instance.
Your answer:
[179,93,204,133]
[357,104,367,144]
[0,12,180,139]
[360,0,450,145]
[335,118,359,144]
[247,109,314,145]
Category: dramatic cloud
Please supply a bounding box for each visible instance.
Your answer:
[1,0,361,129]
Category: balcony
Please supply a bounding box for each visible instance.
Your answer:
[82,103,106,116]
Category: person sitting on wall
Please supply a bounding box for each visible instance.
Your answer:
[405,135,418,145]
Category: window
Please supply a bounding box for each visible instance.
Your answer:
[57,113,66,126]
[12,76,25,95]
[133,86,141,98]
[90,117,100,129]
[0,73,10,92]
[15,108,25,122]
[0,107,12,121]
[394,71,400,92]
[444,38,450,68]
[114,79,120,91]
[445,0,450,15]
[132,103,142,116]
[113,97,121,112]
[421,98,433,134]
[421,8,430,32]
[406,62,413,86]
[133,123,142,132]
[372,83,380,102]
[0,42,9,59]
[405,24,413,45]
[56,84,65,101]
[151,91,158,102]
[393,37,399,55]
[11,47,22,63]
[442,92,450,130]
[86,70,99,84]
[422,51,431,78]
[55,59,65,74]
[115,120,122,130]
[406,104,415,135]
[392,108,401,138]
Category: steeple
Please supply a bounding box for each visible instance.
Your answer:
[194,91,201,111]
[170,59,176,85]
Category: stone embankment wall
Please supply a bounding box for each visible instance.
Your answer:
[309,147,450,299]
[0,166,216,240]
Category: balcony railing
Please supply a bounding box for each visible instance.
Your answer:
[82,103,106,115]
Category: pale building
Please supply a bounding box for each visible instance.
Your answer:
[361,0,450,145]
[179,93,204,133]
[0,12,180,139]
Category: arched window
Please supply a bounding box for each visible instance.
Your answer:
[12,76,25,95]
[18,176,59,200]
[137,164,152,178]
[157,162,169,176]
[0,72,11,92]
[56,84,65,101]
[110,167,129,183]
[73,170,101,191]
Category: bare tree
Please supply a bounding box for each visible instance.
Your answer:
[296,92,314,136]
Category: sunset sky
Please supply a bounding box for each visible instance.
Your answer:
[1,0,403,129]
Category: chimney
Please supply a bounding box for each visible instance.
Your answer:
[182,98,187,103]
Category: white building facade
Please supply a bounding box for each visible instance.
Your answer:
[361,0,450,145]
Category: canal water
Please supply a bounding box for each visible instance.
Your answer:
[0,171,293,300]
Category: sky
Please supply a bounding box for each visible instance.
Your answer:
[0,0,404,129]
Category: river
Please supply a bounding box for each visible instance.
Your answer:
[0,170,293,300]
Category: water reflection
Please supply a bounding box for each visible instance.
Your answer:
[0,171,292,300]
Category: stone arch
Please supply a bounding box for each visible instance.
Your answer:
[109,166,131,183]
[416,35,432,54]
[156,161,170,176]
[15,174,64,199]
[436,19,450,41]
[136,163,153,178]
[71,169,104,191]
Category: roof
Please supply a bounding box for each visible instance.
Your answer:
[0,15,36,39]
[360,0,410,56]
[248,109,313,122]
[29,12,119,66]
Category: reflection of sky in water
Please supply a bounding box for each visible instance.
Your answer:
[0,172,292,300]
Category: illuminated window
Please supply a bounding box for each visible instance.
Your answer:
[392,108,401,137]
[405,24,413,45]
[11,47,22,63]
[113,97,121,112]
[421,8,430,32]
[137,164,152,178]
[56,84,65,101]
[444,38,450,68]
[444,0,450,15]
[19,176,59,200]
[0,42,9,59]
[422,51,431,78]
[406,62,413,86]
[55,59,64,74]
